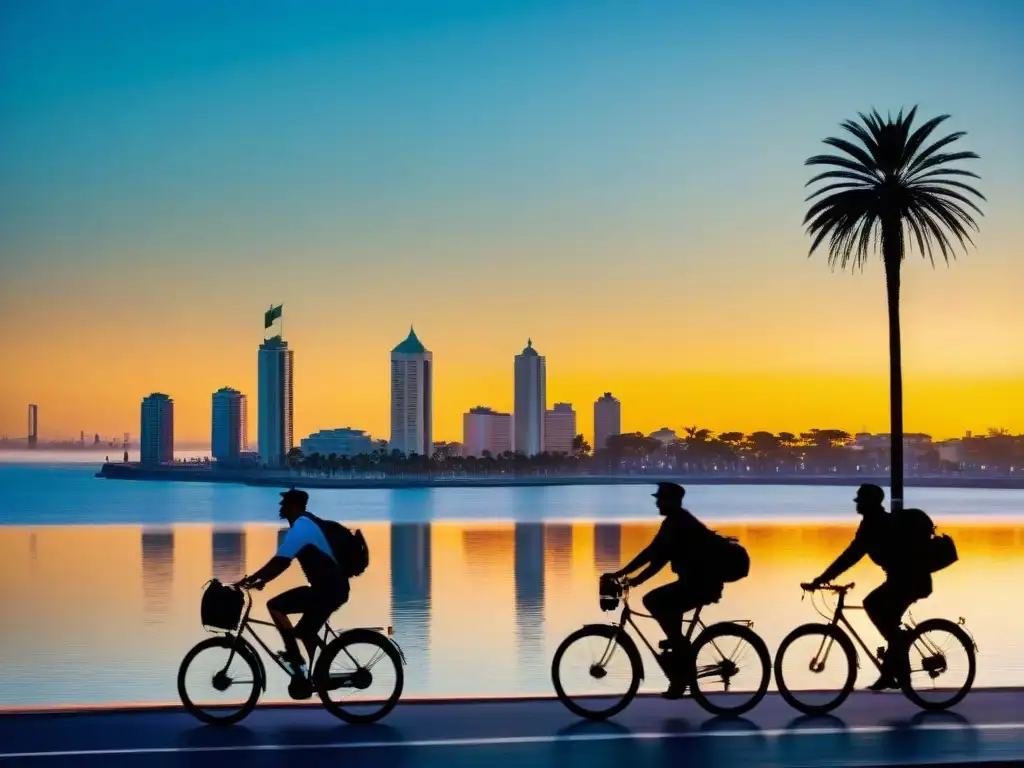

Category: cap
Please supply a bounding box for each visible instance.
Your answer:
[854,483,885,505]
[280,487,309,505]
[653,482,685,503]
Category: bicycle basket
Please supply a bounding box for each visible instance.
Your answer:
[598,575,622,612]
[200,579,244,632]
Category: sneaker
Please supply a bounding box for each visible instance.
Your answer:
[662,682,687,700]
[275,652,308,680]
[867,673,898,692]
[658,648,690,699]
[287,676,314,701]
[868,638,909,692]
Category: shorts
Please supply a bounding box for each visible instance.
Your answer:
[267,584,348,639]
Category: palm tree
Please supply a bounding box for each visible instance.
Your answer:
[803,107,984,511]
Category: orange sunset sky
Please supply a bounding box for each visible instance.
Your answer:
[1,1,1022,445]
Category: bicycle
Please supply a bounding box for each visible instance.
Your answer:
[177,582,406,726]
[551,576,772,720]
[773,582,977,716]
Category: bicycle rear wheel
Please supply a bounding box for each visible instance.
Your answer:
[177,636,262,725]
[901,618,976,711]
[774,623,857,716]
[688,622,772,717]
[315,628,404,724]
[551,624,641,721]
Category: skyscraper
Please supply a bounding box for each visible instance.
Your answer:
[258,336,294,467]
[140,393,174,465]
[390,327,433,456]
[514,339,546,456]
[594,392,622,453]
[27,404,38,448]
[212,387,248,465]
[544,402,576,455]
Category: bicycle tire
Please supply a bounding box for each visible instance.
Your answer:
[177,636,262,725]
[315,628,405,724]
[551,624,641,721]
[688,622,772,717]
[774,623,858,716]
[901,618,977,711]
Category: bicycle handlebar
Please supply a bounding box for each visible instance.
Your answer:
[232,577,265,592]
[801,581,855,594]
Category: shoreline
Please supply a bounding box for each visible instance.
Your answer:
[95,463,1024,491]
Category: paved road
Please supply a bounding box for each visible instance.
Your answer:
[1,690,1023,766]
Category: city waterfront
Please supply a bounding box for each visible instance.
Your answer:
[1,464,1022,708]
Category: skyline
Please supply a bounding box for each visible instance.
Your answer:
[7,317,1024,447]
[2,1,1023,442]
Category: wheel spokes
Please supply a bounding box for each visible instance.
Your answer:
[905,627,973,705]
[320,639,401,715]
[182,644,258,713]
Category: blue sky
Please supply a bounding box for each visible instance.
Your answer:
[1,0,1022,441]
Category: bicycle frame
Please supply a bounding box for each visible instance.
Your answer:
[809,585,959,673]
[813,587,885,673]
[602,587,755,684]
[214,588,404,691]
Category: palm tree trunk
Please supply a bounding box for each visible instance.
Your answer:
[883,222,905,513]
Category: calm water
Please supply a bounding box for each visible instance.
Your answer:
[0,464,1022,707]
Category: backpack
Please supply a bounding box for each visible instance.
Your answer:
[895,507,936,542]
[895,508,959,573]
[707,531,750,583]
[306,514,370,578]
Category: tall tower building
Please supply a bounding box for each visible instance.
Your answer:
[514,339,546,456]
[212,387,248,465]
[544,402,576,455]
[390,327,433,456]
[258,336,294,467]
[140,393,174,465]
[594,392,622,453]
[27,404,38,448]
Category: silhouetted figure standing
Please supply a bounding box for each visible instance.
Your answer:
[606,482,727,699]
[808,483,932,691]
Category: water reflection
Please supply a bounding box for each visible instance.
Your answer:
[391,523,431,689]
[211,530,247,584]
[514,523,545,663]
[546,524,573,579]
[594,523,621,573]
[0,520,1021,707]
[141,530,174,622]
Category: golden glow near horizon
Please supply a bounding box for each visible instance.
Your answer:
[0,520,1021,706]
[2,243,1024,445]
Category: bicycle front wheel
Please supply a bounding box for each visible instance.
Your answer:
[177,636,262,725]
[315,628,405,724]
[551,625,641,721]
[688,622,772,717]
[774,623,857,716]
[901,618,977,711]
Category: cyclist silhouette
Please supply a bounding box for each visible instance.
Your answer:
[807,483,933,691]
[605,482,727,699]
[238,489,348,697]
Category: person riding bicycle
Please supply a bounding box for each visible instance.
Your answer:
[237,488,349,697]
[604,482,730,699]
[806,483,933,692]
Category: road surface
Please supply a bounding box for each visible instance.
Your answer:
[1,690,1023,766]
